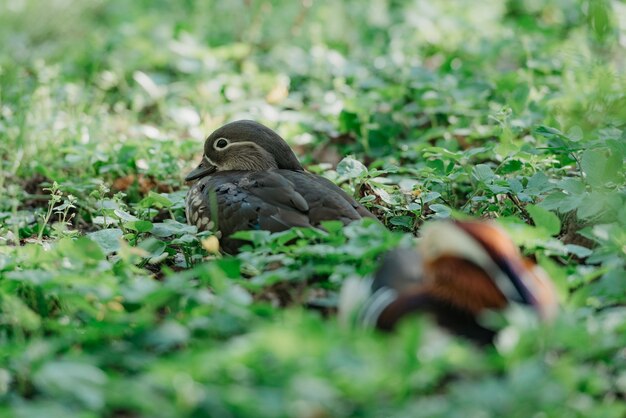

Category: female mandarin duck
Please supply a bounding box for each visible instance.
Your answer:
[340,220,558,345]
[185,120,377,252]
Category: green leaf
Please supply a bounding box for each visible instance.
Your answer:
[473,164,495,182]
[539,191,582,213]
[0,294,41,331]
[510,82,530,113]
[588,0,613,41]
[527,205,561,236]
[525,172,553,195]
[389,216,413,228]
[534,125,576,149]
[337,157,368,179]
[498,159,523,174]
[557,178,585,194]
[215,258,242,278]
[138,191,174,208]
[508,178,524,194]
[231,230,271,246]
[578,192,606,219]
[319,220,344,234]
[565,244,593,258]
[151,219,197,238]
[88,228,123,254]
[487,183,510,194]
[421,191,441,203]
[138,237,167,260]
[5,269,54,285]
[338,110,360,133]
[171,233,197,245]
[113,209,139,222]
[581,148,622,188]
[144,320,190,352]
[58,236,105,261]
[33,362,107,409]
[125,220,153,233]
[429,204,452,219]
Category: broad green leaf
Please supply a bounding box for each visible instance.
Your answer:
[151,220,197,238]
[581,148,622,187]
[113,209,139,222]
[337,157,368,179]
[338,110,360,133]
[473,164,495,182]
[578,193,606,219]
[527,205,561,236]
[138,191,174,208]
[144,320,190,352]
[421,191,441,203]
[5,269,54,285]
[508,178,524,194]
[88,228,123,254]
[125,220,153,233]
[565,244,593,258]
[231,230,271,245]
[138,237,166,260]
[389,216,413,228]
[430,204,452,219]
[171,233,197,245]
[33,362,107,409]
[525,172,553,195]
[498,159,523,174]
[539,191,582,213]
[487,183,510,194]
[588,0,613,41]
[557,178,585,194]
[0,294,41,331]
[57,236,105,261]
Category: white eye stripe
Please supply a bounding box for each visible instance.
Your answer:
[212,140,261,151]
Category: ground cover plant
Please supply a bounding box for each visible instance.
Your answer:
[1,0,625,417]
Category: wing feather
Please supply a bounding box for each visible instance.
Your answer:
[186,169,378,252]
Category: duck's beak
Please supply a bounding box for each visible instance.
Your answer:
[185,157,216,181]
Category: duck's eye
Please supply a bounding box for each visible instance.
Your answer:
[214,138,229,149]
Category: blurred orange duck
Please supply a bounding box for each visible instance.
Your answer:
[339,220,558,345]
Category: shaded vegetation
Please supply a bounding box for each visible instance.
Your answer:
[0,0,625,417]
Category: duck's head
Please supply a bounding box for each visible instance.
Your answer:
[185,120,304,181]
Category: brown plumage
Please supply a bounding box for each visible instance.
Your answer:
[185,120,377,253]
[339,220,558,345]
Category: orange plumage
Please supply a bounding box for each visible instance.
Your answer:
[339,220,559,344]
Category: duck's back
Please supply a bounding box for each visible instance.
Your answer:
[186,169,376,252]
[279,171,376,224]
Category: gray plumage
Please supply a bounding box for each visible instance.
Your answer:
[185,120,377,253]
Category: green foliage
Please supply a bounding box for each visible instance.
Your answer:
[1,0,625,416]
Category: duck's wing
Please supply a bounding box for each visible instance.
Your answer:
[301,172,378,220]
[280,171,378,225]
[186,171,313,252]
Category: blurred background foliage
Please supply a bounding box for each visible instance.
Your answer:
[1,0,626,417]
